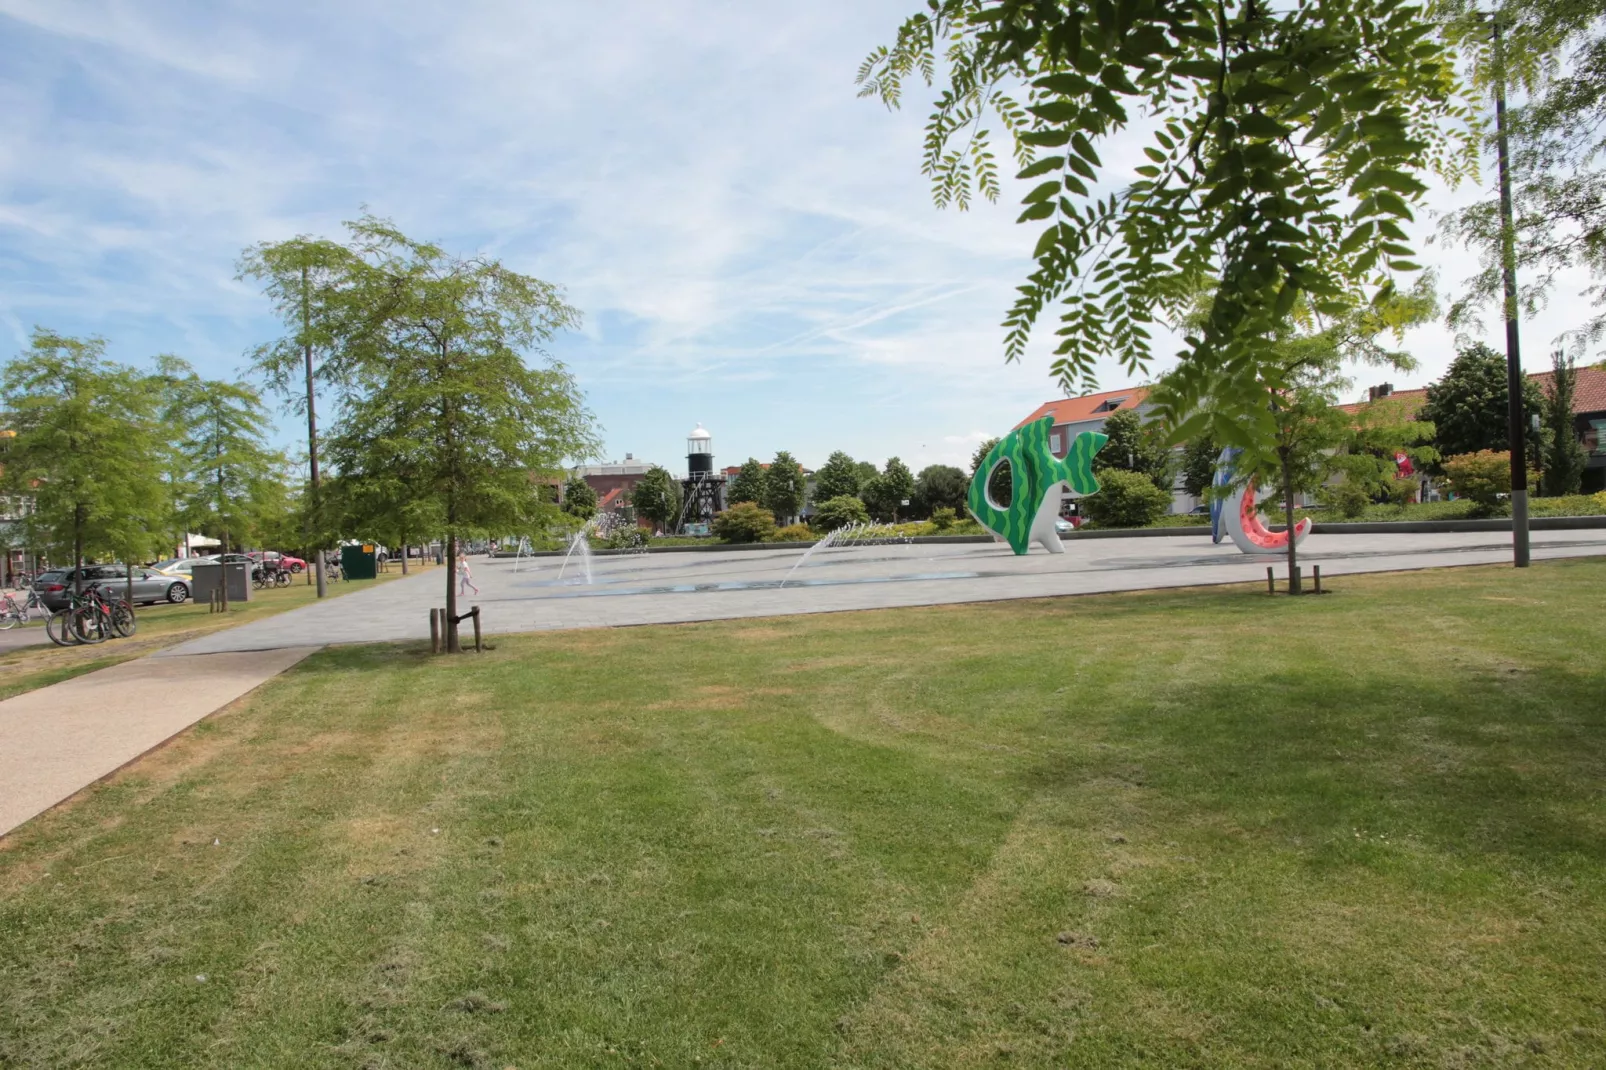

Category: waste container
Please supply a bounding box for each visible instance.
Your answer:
[341,544,379,581]
[191,561,252,603]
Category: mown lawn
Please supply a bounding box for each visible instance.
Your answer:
[1,560,1603,1068]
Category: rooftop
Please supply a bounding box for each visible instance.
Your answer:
[1014,386,1149,429]
[1338,365,1606,418]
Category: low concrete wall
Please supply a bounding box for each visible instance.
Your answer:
[489,514,1606,558]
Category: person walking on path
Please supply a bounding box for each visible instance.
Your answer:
[457,552,479,597]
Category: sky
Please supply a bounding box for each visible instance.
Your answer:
[0,0,1596,478]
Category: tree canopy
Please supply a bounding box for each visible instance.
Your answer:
[1419,342,1544,465]
[813,451,862,503]
[631,465,681,530]
[1095,408,1175,491]
[762,451,806,523]
[861,0,1472,446]
[728,458,766,505]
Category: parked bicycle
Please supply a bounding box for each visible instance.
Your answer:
[0,588,45,629]
[44,586,134,646]
[251,566,293,590]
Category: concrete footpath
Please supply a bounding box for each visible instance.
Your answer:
[0,646,318,838]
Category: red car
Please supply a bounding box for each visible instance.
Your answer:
[250,551,309,574]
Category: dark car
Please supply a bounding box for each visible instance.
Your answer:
[33,565,190,610]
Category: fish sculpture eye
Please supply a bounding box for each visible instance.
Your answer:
[966,417,1107,555]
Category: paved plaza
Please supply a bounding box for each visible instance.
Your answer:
[159,527,1606,657]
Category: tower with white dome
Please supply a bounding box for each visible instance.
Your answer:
[679,423,726,533]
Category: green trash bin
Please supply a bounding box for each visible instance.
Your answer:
[340,544,379,580]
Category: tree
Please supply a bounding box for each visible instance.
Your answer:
[969,436,1011,508]
[913,464,968,518]
[1419,343,1544,465]
[1081,468,1172,529]
[813,450,861,503]
[762,451,805,525]
[1542,350,1588,495]
[728,458,766,505]
[312,215,598,651]
[0,331,165,599]
[881,457,916,520]
[1163,280,1434,591]
[1179,434,1219,499]
[561,474,598,519]
[859,474,894,522]
[811,495,871,533]
[711,501,777,543]
[165,367,283,607]
[1440,0,1606,348]
[632,465,681,531]
[1333,396,1439,510]
[853,460,879,487]
[239,235,367,599]
[1444,450,1519,516]
[1097,409,1174,491]
[861,0,1472,440]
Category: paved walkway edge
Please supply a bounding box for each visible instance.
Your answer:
[0,646,321,839]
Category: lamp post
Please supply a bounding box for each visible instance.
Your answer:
[1492,14,1530,567]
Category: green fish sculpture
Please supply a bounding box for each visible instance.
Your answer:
[967,417,1107,555]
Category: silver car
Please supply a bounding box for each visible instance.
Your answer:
[35,565,190,610]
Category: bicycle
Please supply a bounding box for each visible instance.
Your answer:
[69,586,135,644]
[0,588,44,629]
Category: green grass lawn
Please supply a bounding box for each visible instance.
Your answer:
[2,561,1603,1068]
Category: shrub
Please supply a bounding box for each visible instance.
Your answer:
[770,523,815,543]
[1595,490,1606,511]
[930,507,957,531]
[602,525,647,551]
[811,495,871,533]
[711,501,777,543]
[1319,480,1370,519]
[1442,450,1512,517]
[1081,468,1172,529]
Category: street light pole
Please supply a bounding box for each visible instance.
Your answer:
[1493,15,1531,567]
[302,264,328,596]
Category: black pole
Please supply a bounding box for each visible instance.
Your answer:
[303,264,329,596]
[1493,16,1531,567]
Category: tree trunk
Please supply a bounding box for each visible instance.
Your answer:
[400,533,409,575]
[221,526,230,610]
[444,530,459,652]
[73,510,83,598]
[1280,448,1301,596]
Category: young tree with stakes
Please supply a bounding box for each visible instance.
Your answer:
[321,216,596,652]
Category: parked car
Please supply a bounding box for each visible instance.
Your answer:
[151,555,218,578]
[253,551,308,573]
[33,565,190,610]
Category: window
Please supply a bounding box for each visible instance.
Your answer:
[1050,432,1063,454]
[1094,397,1129,413]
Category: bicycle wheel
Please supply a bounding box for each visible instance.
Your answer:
[70,606,108,645]
[275,570,291,588]
[46,609,79,646]
[112,600,136,638]
[0,606,18,630]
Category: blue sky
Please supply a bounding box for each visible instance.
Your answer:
[0,1,1593,477]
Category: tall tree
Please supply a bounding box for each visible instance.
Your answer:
[861,0,1472,443]
[1179,434,1220,499]
[1097,408,1175,491]
[1419,343,1544,466]
[728,458,766,505]
[561,474,598,519]
[631,465,681,532]
[239,236,366,599]
[913,464,968,518]
[1541,349,1588,495]
[969,436,1011,508]
[882,457,916,521]
[813,450,862,503]
[318,216,597,650]
[166,368,282,608]
[762,452,806,525]
[0,331,165,595]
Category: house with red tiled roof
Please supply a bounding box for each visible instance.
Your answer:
[1014,385,1201,513]
[1345,366,1606,491]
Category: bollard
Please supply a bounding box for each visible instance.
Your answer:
[1292,565,1301,595]
[429,608,441,654]
[1313,565,1323,594]
[471,605,482,652]
[1266,567,1275,595]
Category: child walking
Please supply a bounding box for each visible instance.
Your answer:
[457,552,479,597]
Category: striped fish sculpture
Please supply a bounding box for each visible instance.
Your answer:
[1211,447,1312,554]
[968,417,1107,555]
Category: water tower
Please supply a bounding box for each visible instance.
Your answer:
[679,423,726,533]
